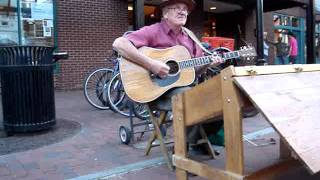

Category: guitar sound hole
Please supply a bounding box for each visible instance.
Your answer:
[166,60,179,75]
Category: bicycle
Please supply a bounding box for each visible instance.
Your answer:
[83,50,118,110]
[83,49,149,120]
[83,68,114,110]
[83,31,134,112]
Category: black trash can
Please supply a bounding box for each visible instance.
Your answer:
[0,46,56,133]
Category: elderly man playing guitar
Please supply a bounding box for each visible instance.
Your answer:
[113,0,230,153]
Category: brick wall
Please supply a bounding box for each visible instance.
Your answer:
[55,0,128,90]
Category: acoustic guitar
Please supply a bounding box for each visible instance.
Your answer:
[120,45,256,103]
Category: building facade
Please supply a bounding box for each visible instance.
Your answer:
[0,0,317,90]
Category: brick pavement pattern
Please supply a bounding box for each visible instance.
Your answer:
[0,91,320,180]
[0,91,162,180]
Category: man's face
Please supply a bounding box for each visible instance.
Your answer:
[163,3,188,26]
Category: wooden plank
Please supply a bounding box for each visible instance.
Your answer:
[234,71,320,96]
[172,94,188,180]
[176,169,188,180]
[280,138,291,160]
[199,126,216,159]
[145,109,166,156]
[245,159,301,180]
[234,71,320,174]
[148,111,173,170]
[220,67,245,175]
[233,64,320,77]
[183,74,223,126]
[172,155,244,180]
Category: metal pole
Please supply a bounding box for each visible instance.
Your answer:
[133,0,145,30]
[256,0,265,65]
[17,0,22,45]
[306,0,316,64]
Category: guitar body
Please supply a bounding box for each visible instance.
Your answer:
[120,45,195,103]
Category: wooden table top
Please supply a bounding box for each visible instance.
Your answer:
[234,71,320,174]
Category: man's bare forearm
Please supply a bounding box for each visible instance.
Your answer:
[112,37,152,70]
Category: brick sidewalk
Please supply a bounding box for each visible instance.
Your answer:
[0,91,163,180]
[0,90,319,180]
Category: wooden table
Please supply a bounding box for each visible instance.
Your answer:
[172,64,320,180]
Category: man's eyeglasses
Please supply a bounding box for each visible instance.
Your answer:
[168,7,189,14]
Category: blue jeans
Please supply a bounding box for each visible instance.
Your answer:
[277,56,286,64]
[264,55,269,64]
[289,56,297,64]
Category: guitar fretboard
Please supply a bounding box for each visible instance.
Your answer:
[179,51,240,69]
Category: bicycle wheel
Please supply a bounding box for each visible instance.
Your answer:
[83,68,114,110]
[107,73,132,117]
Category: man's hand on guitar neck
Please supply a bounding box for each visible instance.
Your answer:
[195,56,223,75]
[210,55,224,66]
[149,60,170,79]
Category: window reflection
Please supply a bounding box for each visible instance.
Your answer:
[20,0,54,46]
[283,16,290,26]
[292,17,299,27]
[0,0,19,46]
[273,15,280,26]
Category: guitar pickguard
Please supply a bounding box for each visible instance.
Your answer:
[152,74,180,87]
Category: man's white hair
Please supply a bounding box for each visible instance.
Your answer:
[161,6,170,18]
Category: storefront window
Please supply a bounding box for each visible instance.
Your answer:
[282,16,290,26]
[20,0,54,46]
[128,3,157,31]
[128,3,133,30]
[292,17,299,27]
[0,0,19,46]
[0,0,55,46]
[144,5,156,26]
[273,15,280,26]
[273,13,305,64]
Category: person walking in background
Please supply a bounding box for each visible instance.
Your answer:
[268,37,288,64]
[263,32,270,64]
[316,37,320,63]
[288,32,298,64]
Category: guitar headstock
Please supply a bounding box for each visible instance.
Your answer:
[239,46,257,58]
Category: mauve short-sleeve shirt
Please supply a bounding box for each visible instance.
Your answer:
[126,20,204,58]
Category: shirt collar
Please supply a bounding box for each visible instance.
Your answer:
[160,20,171,34]
[160,20,187,36]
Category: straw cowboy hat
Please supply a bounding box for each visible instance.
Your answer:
[154,0,196,19]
